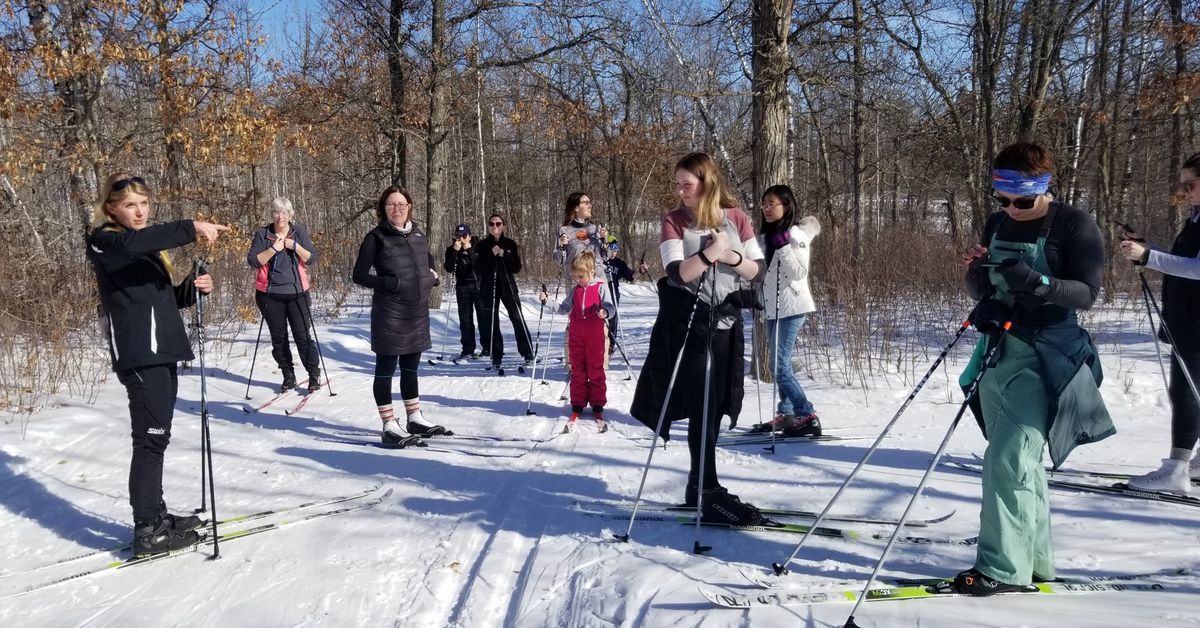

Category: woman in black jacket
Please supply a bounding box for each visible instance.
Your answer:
[475,212,534,368]
[87,172,229,556]
[246,197,321,392]
[353,186,451,443]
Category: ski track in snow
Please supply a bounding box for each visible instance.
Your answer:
[3,284,1200,626]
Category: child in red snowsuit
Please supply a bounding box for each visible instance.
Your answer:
[540,251,615,429]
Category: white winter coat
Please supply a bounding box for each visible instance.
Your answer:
[760,216,820,320]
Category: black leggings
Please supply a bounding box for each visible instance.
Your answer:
[117,363,178,524]
[373,353,421,407]
[684,327,733,491]
[1170,344,1200,450]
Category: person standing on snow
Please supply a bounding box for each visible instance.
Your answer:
[539,251,615,430]
[87,173,230,556]
[444,223,484,360]
[475,212,535,368]
[1119,151,1200,494]
[246,197,321,393]
[749,184,823,438]
[955,141,1114,596]
[629,151,766,526]
[352,186,452,444]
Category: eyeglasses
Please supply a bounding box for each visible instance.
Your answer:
[991,194,1038,210]
[385,202,410,209]
[111,176,146,192]
[489,221,504,227]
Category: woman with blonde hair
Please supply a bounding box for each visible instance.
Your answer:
[630,152,767,527]
[247,197,321,392]
[87,173,229,556]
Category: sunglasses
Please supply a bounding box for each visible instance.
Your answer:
[991,194,1038,210]
[489,221,504,227]
[111,176,146,192]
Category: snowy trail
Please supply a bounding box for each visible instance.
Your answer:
[3,285,1200,626]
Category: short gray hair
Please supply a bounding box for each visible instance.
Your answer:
[270,197,295,220]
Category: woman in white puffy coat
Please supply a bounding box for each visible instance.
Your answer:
[751,185,823,436]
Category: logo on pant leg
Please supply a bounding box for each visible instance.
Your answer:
[147,427,166,435]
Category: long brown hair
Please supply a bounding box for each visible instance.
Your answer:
[676,152,738,229]
[562,192,589,226]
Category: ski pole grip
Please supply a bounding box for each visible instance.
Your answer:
[193,259,209,277]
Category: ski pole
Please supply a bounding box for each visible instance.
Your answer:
[525,283,548,415]
[539,279,565,384]
[614,269,707,544]
[691,269,719,555]
[488,261,501,367]
[192,260,220,559]
[1138,267,1200,406]
[771,301,982,576]
[242,315,265,400]
[298,292,336,397]
[1118,221,1200,406]
[436,272,455,361]
[842,313,1014,628]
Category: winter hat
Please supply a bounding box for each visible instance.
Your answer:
[454,223,471,237]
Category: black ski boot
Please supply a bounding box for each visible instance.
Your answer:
[133,516,202,556]
[783,413,822,438]
[157,500,202,531]
[280,368,297,392]
[950,569,1032,596]
[308,370,322,392]
[700,487,769,526]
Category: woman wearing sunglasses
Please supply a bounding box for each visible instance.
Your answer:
[1118,152,1200,494]
[87,173,229,556]
[955,142,1113,596]
[475,212,535,369]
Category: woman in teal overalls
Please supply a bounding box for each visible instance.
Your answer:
[956,142,1115,596]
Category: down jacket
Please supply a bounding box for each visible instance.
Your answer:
[760,216,820,320]
[352,221,437,355]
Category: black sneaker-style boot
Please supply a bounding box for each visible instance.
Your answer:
[157,501,203,531]
[308,370,322,392]
[280,368,297,392]
[700,487,769,526]
[133,516,202,556]
[951,569,1032,596]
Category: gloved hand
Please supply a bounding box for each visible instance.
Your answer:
[770,230,791,248]
[997,259,1045,294]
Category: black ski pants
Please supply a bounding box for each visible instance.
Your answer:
[1170,339,1200,451]
[685,326,733,493]
[117,363,179,525]
[480,282,533,362]
[455,281,484,355]
[255,290,319,376]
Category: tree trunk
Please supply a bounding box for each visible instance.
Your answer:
[425,0,450,267]
[750,0,793,210]
[388,0,408,187]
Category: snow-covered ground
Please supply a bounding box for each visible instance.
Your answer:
[2,283,1198,627]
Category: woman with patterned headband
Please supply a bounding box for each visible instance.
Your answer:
[87,173,229,556]
[955,142,1114,596]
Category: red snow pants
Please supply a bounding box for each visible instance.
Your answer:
[568,285,607,409]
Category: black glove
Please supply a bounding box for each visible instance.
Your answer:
[997,259,1045,294]
[972,299,1011,334]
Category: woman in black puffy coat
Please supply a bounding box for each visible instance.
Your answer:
[352,186,452,443]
